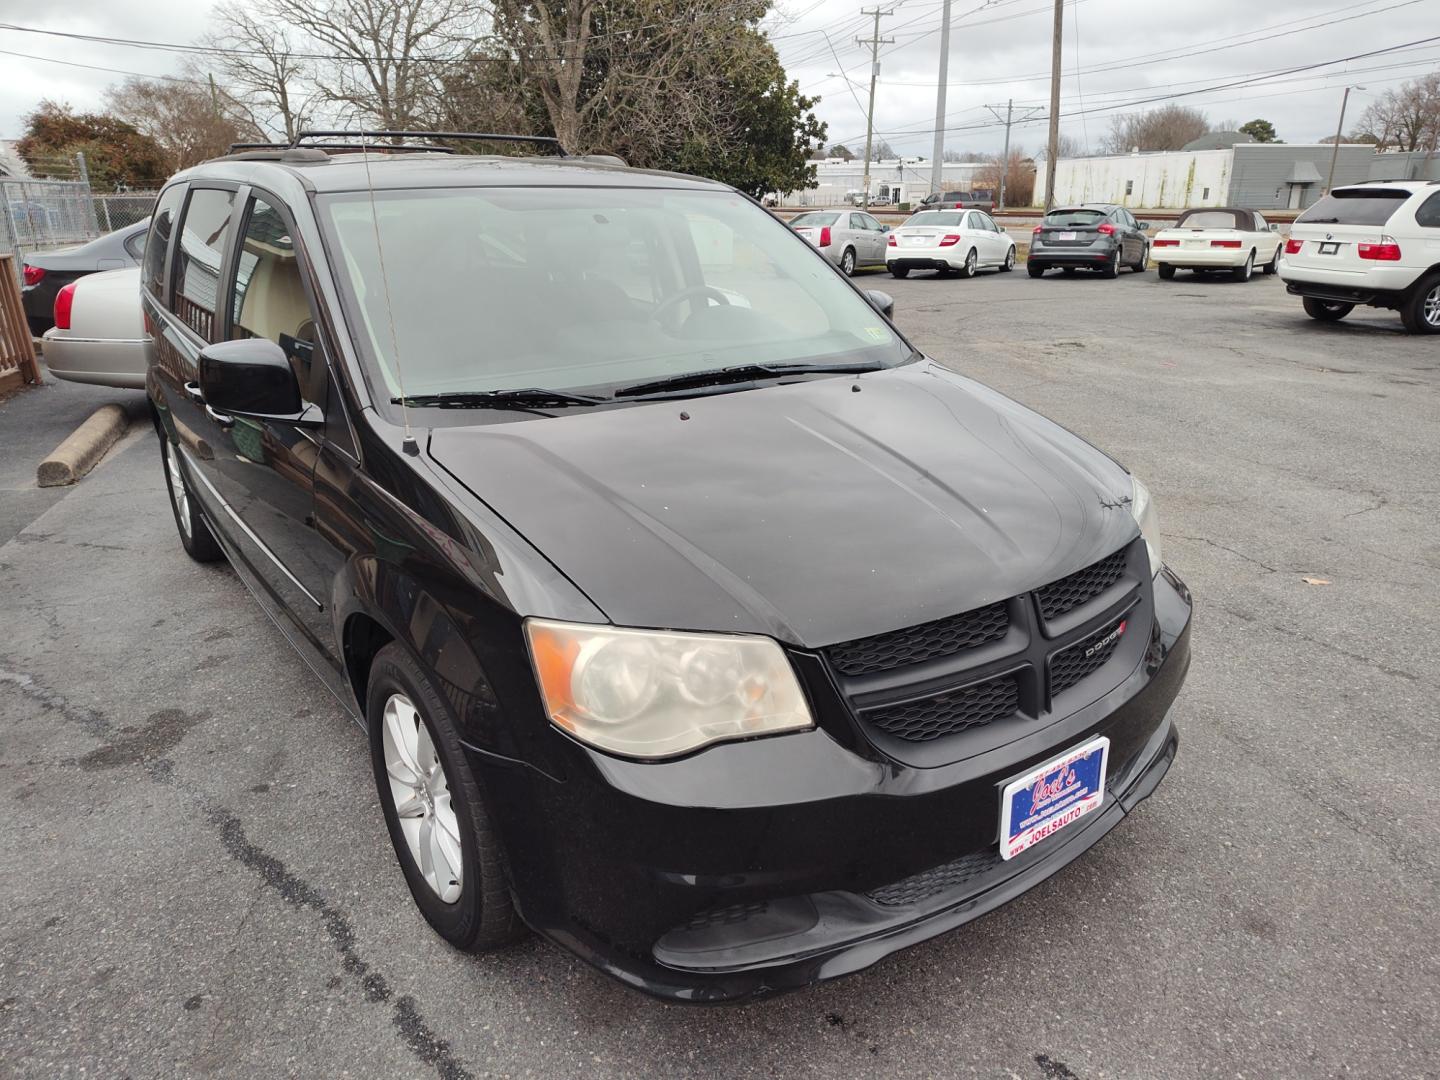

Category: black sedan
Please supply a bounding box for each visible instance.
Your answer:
[21,219,148,335]
[1029,204,1151,278]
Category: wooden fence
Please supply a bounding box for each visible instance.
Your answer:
[0,255,42,393]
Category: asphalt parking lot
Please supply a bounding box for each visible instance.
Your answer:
[2,267,1437,1079]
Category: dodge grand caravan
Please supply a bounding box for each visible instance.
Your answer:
[143,132,1192,1002]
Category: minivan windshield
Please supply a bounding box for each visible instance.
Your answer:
[1295,188,1410,227]
[319,187,909,401]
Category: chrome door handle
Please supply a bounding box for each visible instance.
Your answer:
[183,380,205,403]
[205,403,235,428]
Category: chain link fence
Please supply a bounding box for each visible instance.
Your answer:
[1,178,156,283]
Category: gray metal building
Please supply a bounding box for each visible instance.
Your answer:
[1228,144,1375,211]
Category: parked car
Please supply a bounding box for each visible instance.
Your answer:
[886,209,1017,278]
[789,209,890,276]
[920,190,997,212]
[39,266,145,388]
[1279,179,1440,334]
[1028,204,1151,278]
[20,219,149,335]
[1152,207,1283,281]
[143,133,1190,1003]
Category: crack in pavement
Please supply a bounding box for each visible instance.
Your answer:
[1,668,479,1080]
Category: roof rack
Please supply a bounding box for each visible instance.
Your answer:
[289,130,567,157]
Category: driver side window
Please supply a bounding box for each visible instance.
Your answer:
[229,195,323,403]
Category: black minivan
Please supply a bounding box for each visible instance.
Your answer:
[142,133,1191,1002]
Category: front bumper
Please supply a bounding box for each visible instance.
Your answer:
[472,568,1192,1003]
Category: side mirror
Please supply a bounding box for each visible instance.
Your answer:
[198,338,318,424]
[1269,223,1281,232]
[881,224,892,233]
[1136,221,1152,231]
[863,289,895,320]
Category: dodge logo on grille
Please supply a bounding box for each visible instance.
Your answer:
[1084,620,1126,659]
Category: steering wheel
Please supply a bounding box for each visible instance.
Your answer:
[649,285,732,326]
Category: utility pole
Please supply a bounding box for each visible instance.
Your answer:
[1043,0,1064,210]
[1324,85,1364,195]
[928,0,953,197]
[984,99,1044,210]
[857,8,894,209]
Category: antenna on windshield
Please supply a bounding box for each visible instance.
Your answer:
[357,127,418,456]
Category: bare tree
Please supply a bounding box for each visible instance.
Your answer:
[1358,74,1440,152]
[207,4,320,141]
[105,69,261,170]
[974,147,1035,205]
[238,0,477,131]
[1100,105,1210,153]
[1034,133,1082,160]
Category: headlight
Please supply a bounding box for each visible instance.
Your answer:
[525,620,814,759]
[1130,475,1163,577]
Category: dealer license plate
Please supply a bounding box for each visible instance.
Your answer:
[1058,231,1077,241]
[1318,241,1340,255]
[999,736,1109,860]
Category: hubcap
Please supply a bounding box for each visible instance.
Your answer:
[1425,285,1440,328]
[966,251,976,273]
[165,443,191,539]
[382,693,463,903]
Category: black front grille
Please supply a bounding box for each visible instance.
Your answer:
[865,674,1018,742]
[1036,548,1128,621]
[867,848,1004,906]
[681,901,768,932]
[826,602,1008,676]
[1050,615,1127,696]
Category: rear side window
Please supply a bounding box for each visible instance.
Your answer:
[143,186,185,299]
[1416,192,1440,228]
[1296,189,1411,227]
[123,228,147,262]
[173,188,236,342]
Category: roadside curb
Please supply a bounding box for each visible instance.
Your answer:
[37,403,130,487]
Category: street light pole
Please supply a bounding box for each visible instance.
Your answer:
[929,0,953,198]
[1324,86,1363,195]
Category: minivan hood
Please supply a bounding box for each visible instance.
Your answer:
[428,361,1138,647]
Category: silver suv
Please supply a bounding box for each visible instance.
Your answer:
[1280,179,1440,334]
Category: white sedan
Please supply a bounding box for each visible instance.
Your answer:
[40,266,145,389]
[1151,207,1284,282]
[885,209,1017,279]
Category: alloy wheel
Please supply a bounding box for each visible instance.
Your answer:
[964,249,977,277]
[164,442,191,540]
[841,249,856,276]
[1425,284,1440,328]
[382,693,463,903]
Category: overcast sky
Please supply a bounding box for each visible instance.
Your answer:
[1,0,1436,156]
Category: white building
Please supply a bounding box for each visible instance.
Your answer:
[1033,143,1378,211]
[783,159,994,207]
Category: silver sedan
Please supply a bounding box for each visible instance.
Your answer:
[788,210,891,276]
[40,266,145,389]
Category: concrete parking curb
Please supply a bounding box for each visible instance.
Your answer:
[36,403,129,487]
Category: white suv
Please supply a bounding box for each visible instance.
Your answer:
[1280,180,1440,334]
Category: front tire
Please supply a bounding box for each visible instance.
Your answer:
[1232,251,1254,282]
[1000,246,1016,272]
[159,434,224,563]
[368,643,524,951]
[1399,273,1440,334]
[1157,263,1176,280]
[1302,296,1353,323]
[1130,244,1148,273]
[840,247,857,277]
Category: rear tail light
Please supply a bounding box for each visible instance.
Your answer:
[1210,240,1242,248]
[887,233,897,246]
[818,226,832,248]
[54,283,77,331]
[1153,239,1179,247]
[1032,225,1043,235]
[1358,236,1402,261]
[938,234,961,247]
[22,264,45,287]
[1284,238,1303,255]
[1097,222,1116,235]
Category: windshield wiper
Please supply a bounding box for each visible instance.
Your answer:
[614,362,882,399]
[391,388,606,409]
